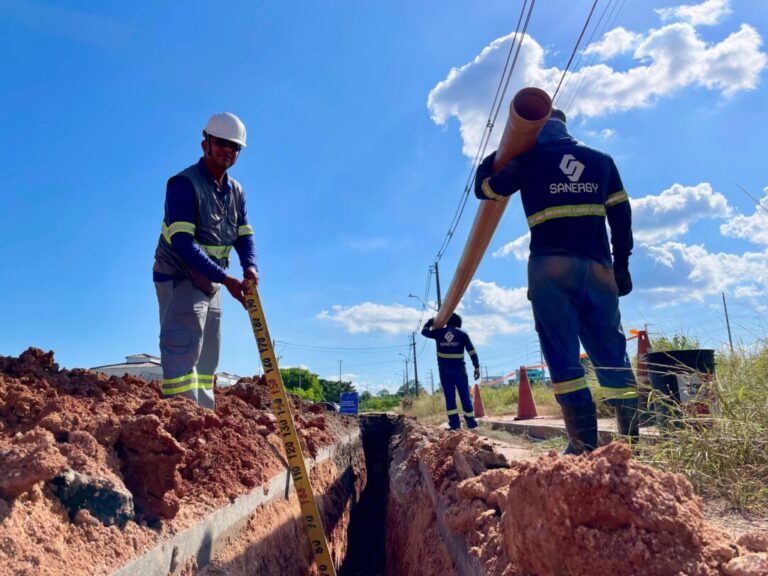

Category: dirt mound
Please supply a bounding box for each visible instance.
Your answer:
[502,442,736,575]
[0,347,358,575]
[389,420,768,576]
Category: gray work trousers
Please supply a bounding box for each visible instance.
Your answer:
[155,279,221,410]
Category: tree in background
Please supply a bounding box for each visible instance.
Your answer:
[319,378,356,403]
[280,367,323,402]
[651,333,701,352]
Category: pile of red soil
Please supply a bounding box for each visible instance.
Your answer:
[388,420,768,576]
[0,347,357,575]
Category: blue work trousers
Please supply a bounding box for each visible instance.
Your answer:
[438,363,475,428]
[528,255,637,406]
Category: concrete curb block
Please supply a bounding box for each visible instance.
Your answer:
[113,431,361,576]
[483,417,660,446]
[483,419,614,445]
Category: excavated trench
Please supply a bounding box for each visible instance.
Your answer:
[339,413,399,576]
[2,348,768,576]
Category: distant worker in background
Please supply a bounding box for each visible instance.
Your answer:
[474,108,638,454]
[152,112,258,410]
[422,313,480,430]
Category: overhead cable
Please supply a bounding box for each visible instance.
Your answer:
[552,0,600,104]
[432,0,536,266]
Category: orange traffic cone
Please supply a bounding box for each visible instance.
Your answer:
[515,366,539,420]
[472,384,486,418]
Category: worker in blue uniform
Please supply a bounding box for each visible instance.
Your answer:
[474,108,639,453]
[152,112,258,410]
[422,313,480,430]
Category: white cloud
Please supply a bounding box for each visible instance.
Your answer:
[461,279,531,318]
[427,33,560,157]
[428,13,766,155]
[460,314,529,346]
[632,182,732,243]
[584,27,643,59]
[318,280,532,344]
[656,0,732,26]
[583,128,617,141]
[453,280,533,343]
[317,303,421,334]
[720,187,768,246]
[640,241,768,305]
[492,232,529,260]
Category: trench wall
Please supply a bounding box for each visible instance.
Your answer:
[114,431,365,576]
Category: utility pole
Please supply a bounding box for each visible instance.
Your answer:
[433,262,443,309]
[429,369,435,395]
[338,360,343,385]
[722,292,734,353]
[411,332,419,396]
[404,358,410,397]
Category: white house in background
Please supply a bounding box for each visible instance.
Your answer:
[90,354,242,387]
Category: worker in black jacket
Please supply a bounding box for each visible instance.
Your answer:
[422,313,480,430]
[474,108,639,453]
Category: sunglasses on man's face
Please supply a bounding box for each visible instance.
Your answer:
[211,137,243,152]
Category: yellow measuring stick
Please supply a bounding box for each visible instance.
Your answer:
[243,280,337,576]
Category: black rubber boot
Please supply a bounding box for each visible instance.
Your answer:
[615,398,640,447]
[561,402,598,455]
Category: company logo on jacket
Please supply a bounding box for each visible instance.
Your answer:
[551,154,598,194]
[559,154,584,182]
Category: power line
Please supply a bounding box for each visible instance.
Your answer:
[733,181,768,216]
[274,340,408,352]
[554,0,615,107]
[432,0,536,266]
[561,0,627,114]
[552,0,600,103]
[415,1,537,335]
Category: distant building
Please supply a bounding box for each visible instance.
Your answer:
[90,354,242,387]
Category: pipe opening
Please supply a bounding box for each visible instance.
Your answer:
[513,89,552,121]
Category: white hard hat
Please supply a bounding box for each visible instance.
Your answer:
[203,112,247,147]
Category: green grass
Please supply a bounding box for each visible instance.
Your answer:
[643,347,768,513]
[405,383,561,421]
[398,344,768,514]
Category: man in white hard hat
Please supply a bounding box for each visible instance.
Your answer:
[152,112,258,409]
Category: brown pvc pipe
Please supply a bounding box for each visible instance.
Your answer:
[432,87,552,329]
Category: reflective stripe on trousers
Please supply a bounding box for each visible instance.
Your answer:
[528,255,637,406]
[438,364,475,427]
[155,279,221,410]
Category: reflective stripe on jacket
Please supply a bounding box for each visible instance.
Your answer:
[474,119,632,267]
[153,161,248,286]
[421,325,480,369]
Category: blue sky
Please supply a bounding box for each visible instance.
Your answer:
[2,0,767,395]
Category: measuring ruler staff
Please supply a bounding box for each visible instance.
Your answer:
[243,280,336,576]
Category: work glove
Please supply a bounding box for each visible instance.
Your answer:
[613,262,633,297]
[473,367,481,381]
